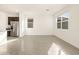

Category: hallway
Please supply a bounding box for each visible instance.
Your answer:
[0,35,79,55]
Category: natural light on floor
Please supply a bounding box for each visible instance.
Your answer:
[48,43,66,55]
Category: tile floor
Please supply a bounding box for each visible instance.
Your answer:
[0,35,79,55]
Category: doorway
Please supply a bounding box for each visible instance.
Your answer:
[7,17,19,40]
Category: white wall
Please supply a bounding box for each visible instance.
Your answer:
[0,11,8,31]
[19,11,53,36]
[19,12,25,37]
[53,5,79,48]
[7,13,19,17]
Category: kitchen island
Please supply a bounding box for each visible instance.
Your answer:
[0,31,7,45]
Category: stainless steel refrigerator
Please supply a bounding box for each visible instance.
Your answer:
[10,21,19,37]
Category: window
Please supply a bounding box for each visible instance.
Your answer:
[57,17,68,29]
[57,17,61,29]
[27,18,33,28]
[62,17,68,29]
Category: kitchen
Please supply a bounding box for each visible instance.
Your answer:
[6,17,19,40]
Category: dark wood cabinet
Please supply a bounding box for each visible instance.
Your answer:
[8,17,19,25]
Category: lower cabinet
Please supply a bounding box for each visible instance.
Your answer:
[0,31,7,45]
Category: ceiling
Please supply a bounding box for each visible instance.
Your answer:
[0,4,67,15]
